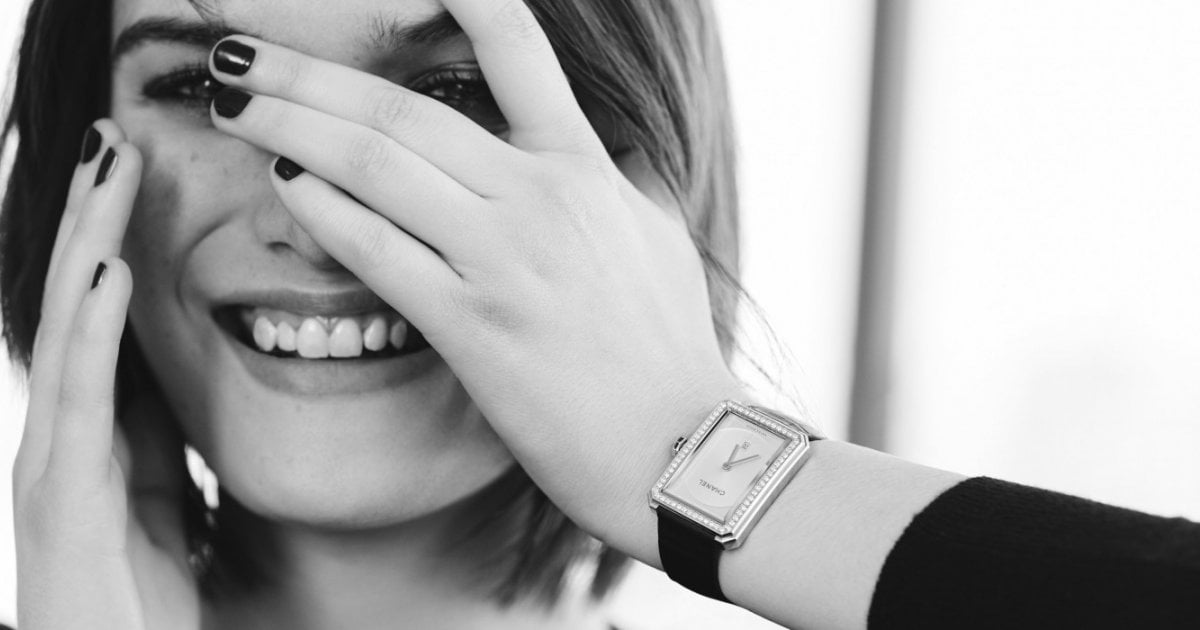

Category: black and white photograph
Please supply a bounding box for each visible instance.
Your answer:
[1,1,1198,628]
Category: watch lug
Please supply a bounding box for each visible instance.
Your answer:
[671,436,687,453]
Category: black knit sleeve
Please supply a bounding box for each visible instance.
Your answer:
[868,476,1200,629]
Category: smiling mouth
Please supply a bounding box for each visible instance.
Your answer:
[214,305,430,360]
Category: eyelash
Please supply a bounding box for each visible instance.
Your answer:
[142,65,225,105]
[141,64,506,132]
[407,65,507,133]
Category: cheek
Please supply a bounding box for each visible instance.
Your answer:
[123,141,183,282]
[120,128,264,298]
[117,126,268,392]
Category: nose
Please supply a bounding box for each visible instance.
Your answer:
[254,189,347,273]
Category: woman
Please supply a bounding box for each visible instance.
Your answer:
[6,1,1200,629]
[4,0,747,627]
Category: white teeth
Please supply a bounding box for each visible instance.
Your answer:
[363,317,388,352]
[240,307,408,359]
[389,320,408,350]
[253,316,277,352]
[329,319,364,358]
[297,318,330,358]
[276,322,297,352]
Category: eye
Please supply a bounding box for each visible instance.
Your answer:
[142,65,226,106]
[407,64,507,134]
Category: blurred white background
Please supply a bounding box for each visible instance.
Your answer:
[888,0,1200,519]
[2,1,1199,628]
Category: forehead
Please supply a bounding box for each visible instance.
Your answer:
[112,0,447,58]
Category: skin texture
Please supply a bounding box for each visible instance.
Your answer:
[17,0,722,627]
[113,0,518,532]
[12,0,969,628]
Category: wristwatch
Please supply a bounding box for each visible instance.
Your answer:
[649,399,823,602]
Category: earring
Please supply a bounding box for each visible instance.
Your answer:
[184,443,220,580]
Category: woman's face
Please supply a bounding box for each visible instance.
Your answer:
[109,0,659,527]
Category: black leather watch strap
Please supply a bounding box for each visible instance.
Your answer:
[657,508,729,602]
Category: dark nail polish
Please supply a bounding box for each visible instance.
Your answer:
[92,262,107,289]
[274,157,305,181]
[94,148,118,186]
[213,39,255,76]
[80,126,101,164]
[213,87,252,119]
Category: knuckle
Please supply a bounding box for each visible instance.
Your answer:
[343,133,395,179]
[365,84,416,130]
[347,222,396,273]
[57,372,108,417]
[490,0,546,51]
[526,162,572,199]
[461,285,529,334]
[271,54,308,94]
[529,164,595,214]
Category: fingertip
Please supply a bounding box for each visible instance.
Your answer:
[71,120,125,182]
[92,142,143,189]
[112,141,144,173]
[90,118,128,145]
[89,257,132,299]
[85,258,133,339]
[91,260,108,289]
[211,35,257,78]
[274,156,306,181]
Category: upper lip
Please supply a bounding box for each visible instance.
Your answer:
[213,287,394,317]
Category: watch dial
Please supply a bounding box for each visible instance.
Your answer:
[664,412,788,522]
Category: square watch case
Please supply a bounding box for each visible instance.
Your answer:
[648,400,819,549]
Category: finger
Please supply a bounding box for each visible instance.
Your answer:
[270,157,461,329]
[439,0,603,156]
[210,88,489,259]
[208,35,524,196]
[20,142,141,482]
[44,119,127,308]
[35,140,141,360]
[46,257,132,484]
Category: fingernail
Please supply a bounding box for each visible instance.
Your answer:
[94,148,118,186]
[274,157,305,181]
[92,262,107,289]
[213,88,252,119]
[213,39,255,76]
[80,126,101,164]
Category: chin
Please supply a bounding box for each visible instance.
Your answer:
[204,385,515,529]
[126,265,518,529]
[142,326,515,530]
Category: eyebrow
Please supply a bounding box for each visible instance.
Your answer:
[367,10,464,50]
[112,17,244,61]
[112,10,463,64]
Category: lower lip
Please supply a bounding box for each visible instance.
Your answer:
[218,322,443,397]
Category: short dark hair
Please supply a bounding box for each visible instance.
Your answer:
[2,0,746,608]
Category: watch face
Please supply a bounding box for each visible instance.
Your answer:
[662,411,789,523]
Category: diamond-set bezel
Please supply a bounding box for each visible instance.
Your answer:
[648,400,814,550]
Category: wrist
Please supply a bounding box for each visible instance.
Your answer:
[583,373,762,566]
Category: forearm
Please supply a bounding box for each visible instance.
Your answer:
[592,387,964,630]
[717,440,963,629]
